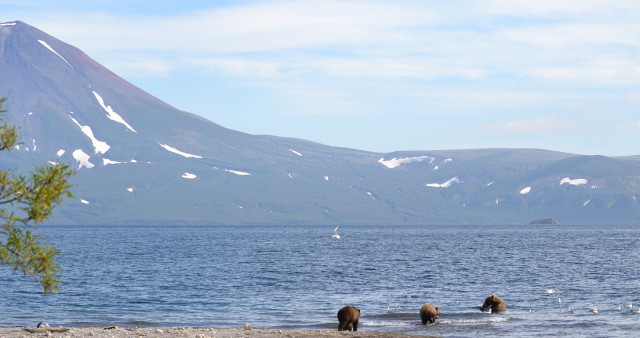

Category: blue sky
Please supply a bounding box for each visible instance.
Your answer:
[3,0,640,155]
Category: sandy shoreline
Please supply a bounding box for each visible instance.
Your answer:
[0,326,433,338]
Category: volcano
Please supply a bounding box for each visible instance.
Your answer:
[1,21,639,225]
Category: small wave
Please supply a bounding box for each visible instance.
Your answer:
[367,312,418,320]
[439,316,511,325]
[361,321,416,327]
[69,320,169,328]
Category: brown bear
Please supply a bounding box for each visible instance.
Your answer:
[480,294,506,313]
[420,304,439,324]
[337,306,360,331]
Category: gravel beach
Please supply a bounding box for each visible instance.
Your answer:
[0,326,432,338]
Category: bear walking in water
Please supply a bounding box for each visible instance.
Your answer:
[480,294,507,313]
[420,304,439,324]
[337,306,360,331]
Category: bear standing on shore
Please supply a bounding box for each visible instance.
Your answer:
[420,304,439,324]
[480,294,507,313]
[337,306,360,331]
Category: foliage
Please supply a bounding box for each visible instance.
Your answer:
[0,97,74,293]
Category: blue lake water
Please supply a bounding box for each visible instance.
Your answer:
[1,224,639,337]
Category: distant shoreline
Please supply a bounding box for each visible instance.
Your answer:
[0,326,433,337]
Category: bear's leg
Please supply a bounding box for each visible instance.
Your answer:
[352,320,359,331]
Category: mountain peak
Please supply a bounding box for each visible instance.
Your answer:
[1,22,639,225]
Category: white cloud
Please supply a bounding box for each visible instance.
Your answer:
[118,58,175,78]
[617,120,640,131]
[10,1,640,155]
[485,116,572,134]
[29,0,640,84]
[629,91,640,106]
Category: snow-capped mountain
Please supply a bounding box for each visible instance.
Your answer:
[1,21,640,225]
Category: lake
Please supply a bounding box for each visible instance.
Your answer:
[1,224,639,336]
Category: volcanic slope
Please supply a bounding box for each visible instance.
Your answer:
[1,21,639,225]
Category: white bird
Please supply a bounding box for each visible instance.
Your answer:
[614,304,622,310]
[625,302,633,309]
[588,306,598,314]
[529,309,538,314]
[632,308,640,314]
[558,298,562,304]
[332,226,341,239]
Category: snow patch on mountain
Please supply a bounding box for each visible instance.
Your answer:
[72,149,94,169]
[69,115,110,154]
[182,172,197,179]
[324,176,330,181]
[158,143,203,159]
[583,199,591,206]
[225,169,251,176]
[560,177,588,186]
[520,186,531,194]
[426,177,461,188]
[379,156,434,169]
[103,158,123,165]
[37,39,73,69]
[92,91,137,133]
[81,199,90,204]
[56,149,65,157]
[367,192,376,200]
[1,22,16,26]
[126,187,134,192]
[289,149,302,156]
